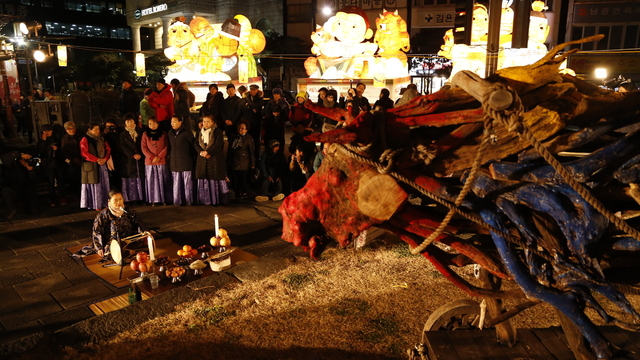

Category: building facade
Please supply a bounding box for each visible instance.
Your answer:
[565,0,640,81]
[125,0,284,52]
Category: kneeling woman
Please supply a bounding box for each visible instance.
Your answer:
[92,190,146,261]
[195,113,228,205]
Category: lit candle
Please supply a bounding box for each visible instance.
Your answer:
[214,214,219,238]
[147,235,155,261]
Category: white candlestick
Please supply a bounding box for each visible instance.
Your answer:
[147,235,155,261]
[214,214,219,238]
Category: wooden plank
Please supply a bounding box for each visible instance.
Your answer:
[468,329,511,360]
[449,330,491,359]
[532,327,575,360]
[424,331,462,360]
[88,292,150,315]
[514,328,557,360]
[600,326,640,356]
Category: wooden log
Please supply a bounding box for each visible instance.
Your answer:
[518,115,633,162]
[451,71,514,111]
[478,268,518,347]
[393,108,484,128]
[555,308,599,360]
[357,170,408,221]
[493,34,604,95]
[432,106,565,177]
[491,130,640,183]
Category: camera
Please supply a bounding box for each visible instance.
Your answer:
[26,157,41,167]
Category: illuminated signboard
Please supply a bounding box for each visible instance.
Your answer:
[134,3,167,19]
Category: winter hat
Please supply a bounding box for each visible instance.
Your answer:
[157,78,167,85]
[63,121,76,130]
[272,88,283,96]
[41,124,53,132]
[296,91,308,101]
[268,139,280,149]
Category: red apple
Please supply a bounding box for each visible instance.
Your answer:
[136,252,148,263]
[130,260,140,271]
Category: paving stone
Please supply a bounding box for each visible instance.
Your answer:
[0,287,25,310]
[0,244,15,261]
[13,273,73,300]
[39,305,95,330]
[0,251,47,271]
[51,280,114,309]
[9,237,57,254]
[62,267,99,286]
[0,267,35,287]
[0,294,62,329]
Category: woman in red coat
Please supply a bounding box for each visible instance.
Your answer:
[148,78,174,132]
[141,118,169,206]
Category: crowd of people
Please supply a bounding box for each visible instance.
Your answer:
[0,79,421,219]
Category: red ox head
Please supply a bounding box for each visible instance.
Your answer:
[278,144,408,258]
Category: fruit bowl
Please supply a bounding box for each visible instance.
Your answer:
[166,266,185,282]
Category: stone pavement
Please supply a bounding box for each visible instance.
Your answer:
[0,193,304,358]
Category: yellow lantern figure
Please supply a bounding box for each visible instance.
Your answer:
[499,0,514,46]
[164,18,199,66]
[305,6,378,79]
[373,9,411,78]
[471,4,489,45]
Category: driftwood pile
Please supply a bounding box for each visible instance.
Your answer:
[279,34,640,359]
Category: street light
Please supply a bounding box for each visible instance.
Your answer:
[595,68,607,82]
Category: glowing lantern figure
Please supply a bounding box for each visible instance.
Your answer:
[373,9,411,78]
[305,6,378,79]
[164,17,199,66]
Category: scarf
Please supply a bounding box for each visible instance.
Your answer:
[146,128,162,141]
[231,133,243,150]
[126,126,138,142]
[323,99,335,108]
[200,128,212,149]
[108,201,124,218]
[86,130,105,158]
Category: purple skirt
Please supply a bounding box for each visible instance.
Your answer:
[122,177,144,202]
[197,179,229,205]
[145,164,170,203]
[80,164,110,209]
[172,171,194,206]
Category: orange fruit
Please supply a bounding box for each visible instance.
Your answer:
[183,245,192,252]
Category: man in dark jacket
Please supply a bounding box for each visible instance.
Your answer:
[120,79,140,118]
[242,84,263,159]
[222,83,243,139]
[36,124,59,206]
[201,84,224,127]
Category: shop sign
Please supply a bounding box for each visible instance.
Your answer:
[134,3,168,19]
[573,2,640,24]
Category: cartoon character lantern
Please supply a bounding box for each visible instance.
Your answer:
[164,17,200,66]
[305,6,378,79]
[374,10,410,68]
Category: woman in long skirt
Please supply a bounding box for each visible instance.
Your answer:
[119,114,145,203]
[141,117,169,205]
[168,116,195,205]
[80,122,111,210]
[195,113,228,205]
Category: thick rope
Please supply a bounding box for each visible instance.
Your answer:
[410,114,494,255]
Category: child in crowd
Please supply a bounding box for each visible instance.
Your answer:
[255,139,287,202]
[229,121,255,200]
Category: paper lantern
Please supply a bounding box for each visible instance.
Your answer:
[247,29,266,53]
[57,45,67,67]
[136,53,146,76]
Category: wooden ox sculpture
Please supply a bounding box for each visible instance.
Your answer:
[279,35,640,359]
